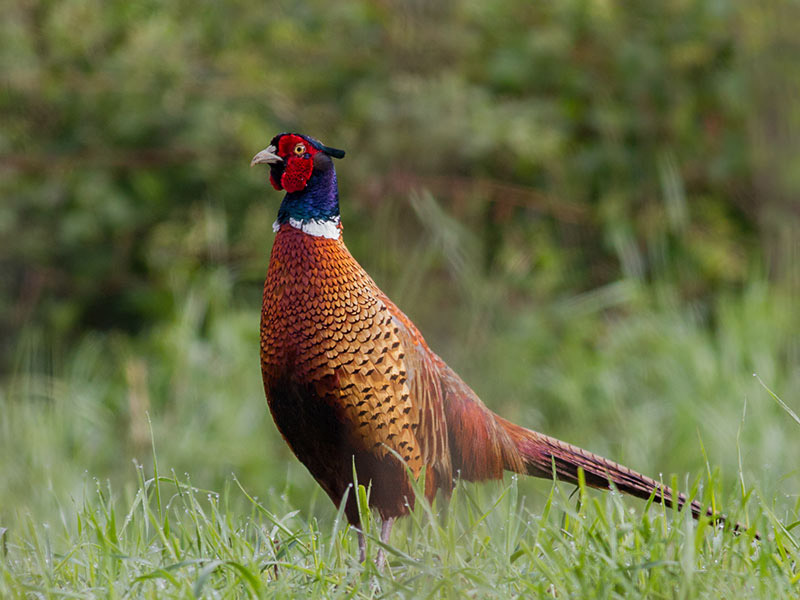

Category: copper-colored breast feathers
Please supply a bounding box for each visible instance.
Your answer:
[261,226,449,518]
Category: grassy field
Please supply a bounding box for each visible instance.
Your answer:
[2,252,799,597]
[0,459,791,598]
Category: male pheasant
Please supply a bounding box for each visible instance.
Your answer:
[253,133,728,560]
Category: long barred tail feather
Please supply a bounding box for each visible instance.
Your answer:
[495,416,757,537]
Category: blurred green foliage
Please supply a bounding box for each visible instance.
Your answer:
[3,0,798,361]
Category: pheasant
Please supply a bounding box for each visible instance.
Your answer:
[252,133,737,562]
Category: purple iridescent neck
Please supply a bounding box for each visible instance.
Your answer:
[276,165,340,227]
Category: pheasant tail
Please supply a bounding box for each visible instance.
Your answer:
[496,417,708,518]
[436,359,713,521]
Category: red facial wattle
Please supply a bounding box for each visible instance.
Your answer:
[280,157,314,193]
[268,134,321,193]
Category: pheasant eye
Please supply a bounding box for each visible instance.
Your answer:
[293,143,306,156]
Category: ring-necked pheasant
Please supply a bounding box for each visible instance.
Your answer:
[252,133,737,562]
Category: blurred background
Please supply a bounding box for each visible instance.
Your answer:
[1,0,798,525]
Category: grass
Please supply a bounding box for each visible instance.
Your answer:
[1,200,799,597]
[1,453,793,598]
[1,280,798,597]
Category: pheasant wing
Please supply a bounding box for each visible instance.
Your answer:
[381,299,453,492]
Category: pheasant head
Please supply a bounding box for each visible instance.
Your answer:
[251,133,346,238]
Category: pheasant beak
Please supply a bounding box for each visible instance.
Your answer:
[250,145,283,167]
